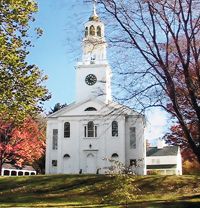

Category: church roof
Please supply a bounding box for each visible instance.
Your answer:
[47,99,144,120]
[146,146,179,157]
[2,163,36,171]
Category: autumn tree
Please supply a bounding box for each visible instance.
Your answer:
[87,0,200,162]
[165,123,200,174]
[0,0,50,172]
[0,117,45,174]
[0,0,50,122]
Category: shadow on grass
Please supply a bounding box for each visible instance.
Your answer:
[0,175,115,205]
[125,201,200,208]
[0,175,199,207]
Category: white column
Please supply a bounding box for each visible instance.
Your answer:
[57,121,63,174]
[45,121,50,174]
[1,168,4,176]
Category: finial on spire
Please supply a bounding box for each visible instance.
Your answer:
[89,0,99,21]
[93,0,97,16]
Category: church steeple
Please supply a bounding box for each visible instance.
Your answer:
[76,1,112,104]
[82,1,107,65]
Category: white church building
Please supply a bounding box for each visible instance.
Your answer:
[45,4,146,175]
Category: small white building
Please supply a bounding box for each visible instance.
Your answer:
[146,141,182,175]
[1,163,36,176]
[45,4,146,175]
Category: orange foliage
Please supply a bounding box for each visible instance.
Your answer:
[0,118,45,168]
[183,159,200,175]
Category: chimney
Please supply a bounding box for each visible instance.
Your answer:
[157,139,165,149]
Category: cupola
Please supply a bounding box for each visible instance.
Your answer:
[82,0,107,64]
[84,0,104,39]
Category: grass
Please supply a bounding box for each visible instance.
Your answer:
[0,174,199,207]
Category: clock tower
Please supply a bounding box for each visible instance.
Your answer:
[76,2,112,103]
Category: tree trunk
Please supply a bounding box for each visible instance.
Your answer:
[0,160,2,176]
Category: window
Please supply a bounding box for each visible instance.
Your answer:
[52,129,58,150]
[85,27,88,37]
[111,153,119,158]
[112,121,118,137]
[130,127,136,149]
[130,159,137,167]
[63,154,70,158]
[84,121,97,137]
[64,122,70,138]
[52,160,57,167]
[85,107,97,111]
[97,26,101,37]
[88,121,94,137]
[89,25,95,36]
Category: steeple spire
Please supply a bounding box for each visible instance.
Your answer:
[93,0,97,16]
[89,0,99,21]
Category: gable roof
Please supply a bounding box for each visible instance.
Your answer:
[147,146,178,157]
[2,163,36,171]
[48,98,143,119]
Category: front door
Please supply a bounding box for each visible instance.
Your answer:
[86,153,96,173]
[63,157,71,173]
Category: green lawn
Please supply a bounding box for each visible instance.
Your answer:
[0,174,199,207]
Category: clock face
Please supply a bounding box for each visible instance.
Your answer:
[85,74,97,86]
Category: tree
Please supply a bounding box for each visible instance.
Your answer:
[0,117,45,175]
[0,0,50,122]
[49,103,67,114]
[91,0,200,162]
[0,0,50,173]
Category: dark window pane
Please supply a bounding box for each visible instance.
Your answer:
[84,126,87,137]
[53,129,58,150]
[88,121,94,137]
[85,27,88,37]
[85,107,97,111]
[112,121,118,137]
[52,160,57,167]
[95,126,97,137]
[130,127,136,149]
[64,122,70,138]
[90,25,95,36]
[97,26,101,37]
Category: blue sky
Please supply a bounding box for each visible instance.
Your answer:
[27,0,169,143]
[28,1,79,111]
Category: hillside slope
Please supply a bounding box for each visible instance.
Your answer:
[0,175,200,207]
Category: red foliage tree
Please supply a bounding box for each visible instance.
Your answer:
[93,0,200,162]
[0,118,45,175]
[164,36,200,162]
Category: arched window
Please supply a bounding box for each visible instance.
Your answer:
[89,25,95,36]
[85,27,88,37]
[111,153,119,158]
[85,107,97,111]
[84,121,97,138]
[112,121,118,137]
[64,122,70,138]
[97,26,101,37]
[63,154,70,158]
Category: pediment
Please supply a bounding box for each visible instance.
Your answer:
[48,98,140,118]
